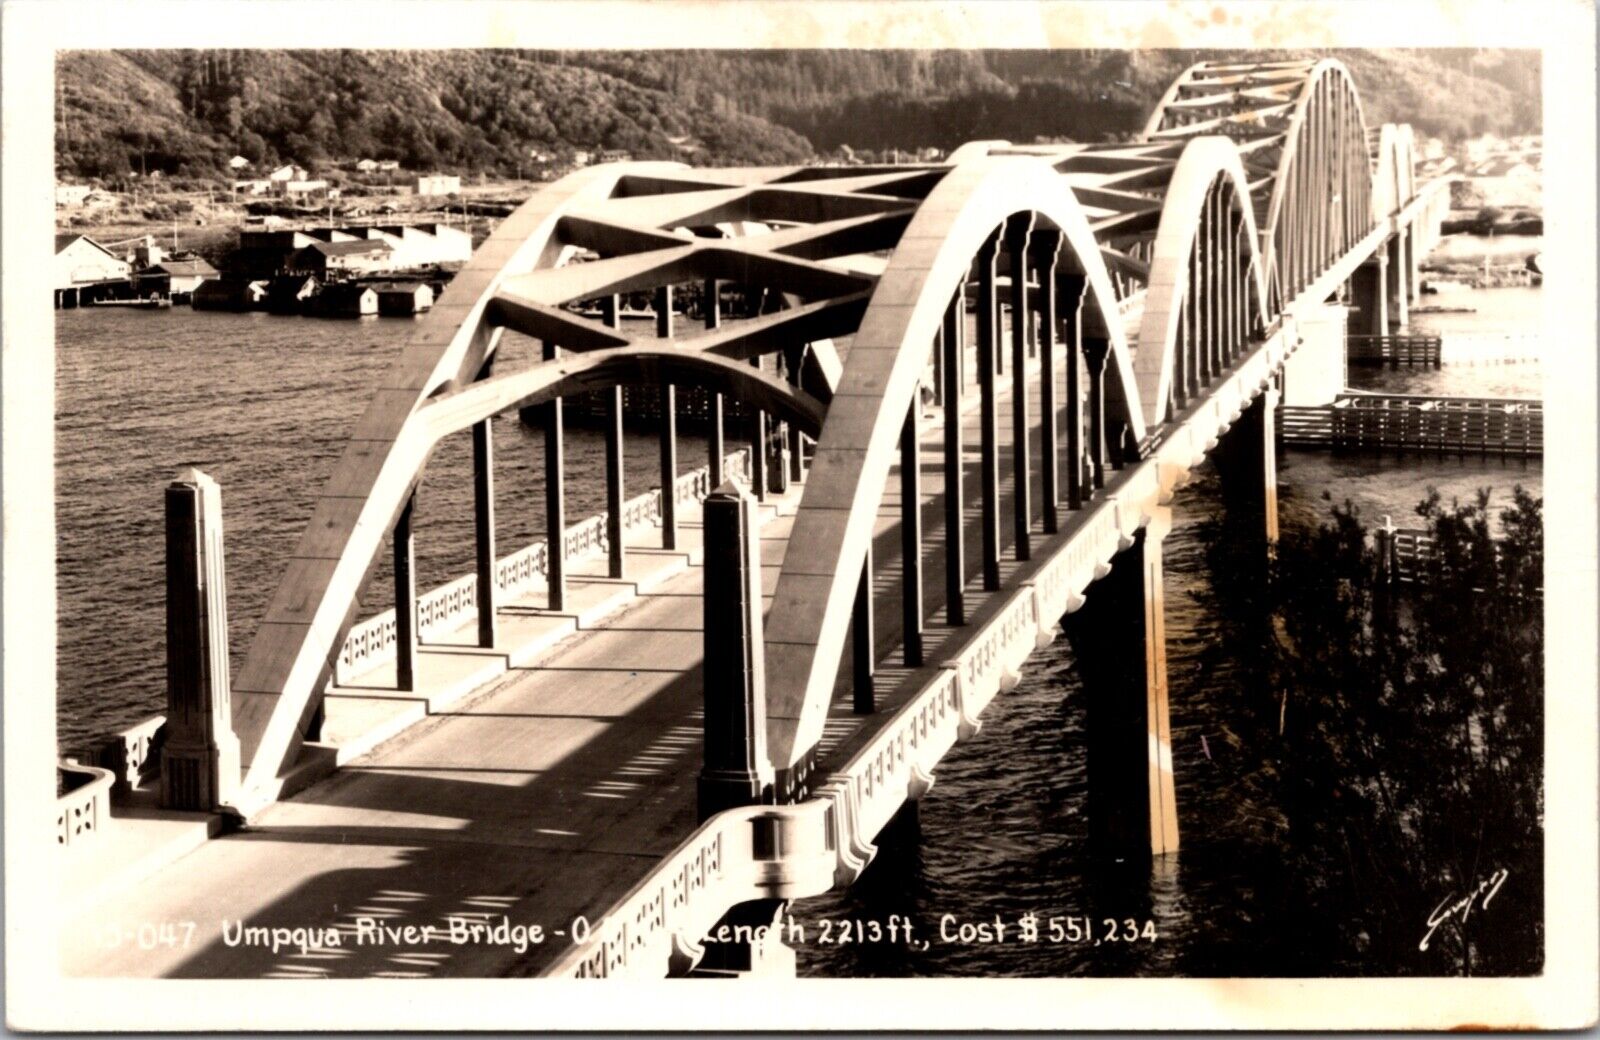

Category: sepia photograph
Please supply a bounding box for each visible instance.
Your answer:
[4,0,1596,1031]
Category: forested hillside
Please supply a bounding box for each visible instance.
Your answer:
[55,48,1540,179]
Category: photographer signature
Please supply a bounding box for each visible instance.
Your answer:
[1419,868,1509,951]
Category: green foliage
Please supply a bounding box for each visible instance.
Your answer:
[1214,487,1543,975]
[55,49,1542,181]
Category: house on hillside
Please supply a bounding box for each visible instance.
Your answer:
[416,174,461,197]
[232,179,273,196]
[228,155,252,171]
[281,179,331,199]
[268,163,309,183]
[377,160,400,172]
[571,150,592,167]
[291,239,393,276]
[56,184,91,207]
[54,234,131,290]
[355,158,378,173]
[598,149,633,164]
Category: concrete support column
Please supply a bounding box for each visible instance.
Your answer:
[941,295,966,626]
[543,340,567,611]
[1031,231,1063,534]
[393,492,418,692]
[1081,336,1110,491]
[900,407,924,668]
[1062,276,1086,511]
[1061,511,1179,858]
[656,287,678,549]
[1387,228,1409,328]
[704,280,725,488]
[601,296,626,580]
[161,469,241,811]
[783,344,804,486]
[472,407,498,649]
[975,230,1003,591]
[1005,213,1034,563]
[852,549,876,714]
[1212,387,1281,552]
[1351,256,1387,338]
[698,479,773,820]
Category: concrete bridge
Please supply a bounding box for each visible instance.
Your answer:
[61,58,1448,979]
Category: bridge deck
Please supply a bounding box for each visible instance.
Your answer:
[63,355,1047,979]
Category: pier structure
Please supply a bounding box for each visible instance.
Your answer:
[61,58,1452,979]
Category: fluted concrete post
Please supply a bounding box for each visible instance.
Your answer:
[161,468,240,811]
[698,479,774,821]
[1061,509,1178,858]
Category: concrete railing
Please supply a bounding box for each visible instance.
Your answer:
[541,483,1146,978]
[77,714,167,794]
[57,760,116,849]
[336,451,750,682]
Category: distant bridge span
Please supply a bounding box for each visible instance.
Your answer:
[99,59,1448,980]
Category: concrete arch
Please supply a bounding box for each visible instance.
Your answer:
[1132,137,1270,428]
[762,156,1145,772]
[1253,59,1373,308]
[1372,123,1418,222]
[230,159,707,802]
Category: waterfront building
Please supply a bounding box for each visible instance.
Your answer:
[291,239,394,277]
[265,273,319,313]
[306,281,378,317]
[134,257,219,301]
[53,233,130,291]
[369,280,434,315]
[192,278,269,311]
[281,179,331,199]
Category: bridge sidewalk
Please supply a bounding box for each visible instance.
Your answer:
[62,356,1050,979]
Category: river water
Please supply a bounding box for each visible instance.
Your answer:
[54,263,1540,977]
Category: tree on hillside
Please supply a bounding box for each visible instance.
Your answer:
[1203,487,1544,975]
